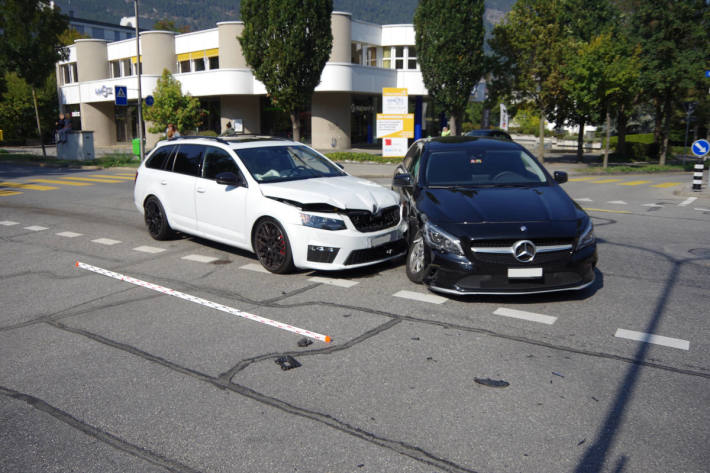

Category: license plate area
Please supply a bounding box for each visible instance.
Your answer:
[508,267,543,279]
[369,230,400,248]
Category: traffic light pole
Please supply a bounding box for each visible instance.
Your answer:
[134,0,144,161]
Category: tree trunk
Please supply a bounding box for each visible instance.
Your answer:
[659,92,671,166]
[576,119,585,163]
[603,105,611,169]
[538,108,545,162]
[617,105,628,158]
[653,97,662,145]
[449,115,458,136]
[290,111,300,143]
[31,88,47,159]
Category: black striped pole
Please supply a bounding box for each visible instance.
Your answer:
[693,161,704,191]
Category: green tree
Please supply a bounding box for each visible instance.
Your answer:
[414,0,485,135]
[0,0,69,155]
[0,72,57,144]
[143,70,205,135]
[153,19,191,33]
[489,0,569,161]
[631,0,710,164]
[239,0,333,142]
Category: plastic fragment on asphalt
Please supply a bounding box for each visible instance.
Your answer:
[474,378,510,388]
[297,337,313,347]
[275,355,301,371]
[552,371,565,378]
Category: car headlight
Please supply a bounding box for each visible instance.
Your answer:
[424,221,464,256]
[300,213,346,231]
[577,218,595,250]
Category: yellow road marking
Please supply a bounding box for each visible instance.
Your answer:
[0,181,58,191]
[31,179,92,187]
[61,176,125,183]
[583,207,632,214]
[115,173,137,177]
[590,178,624,184]
[652,182,681,188]
[0,190,22,196]
[618,180,651,186]
[89,174,134,180]
[568,177,598,182]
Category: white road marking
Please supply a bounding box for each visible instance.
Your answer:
[678,197,697,207]
[643,203,663,208]
[615,328,689,351]
[493,307,557,325]
[393,290,447,304]
[91,238,121,246]
[309,276,359,288]
[56,231,83,238]
[241,263,270,273]
[694,208,710,212]
[133,245,166,254]
[575,198,593,202]
[182,254,218,263]
[0,221,19,226]
[607,200,628,205]
[24,226,48,231]
[75,261,331,343]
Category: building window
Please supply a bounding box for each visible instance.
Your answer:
[114,31,121,41]
[194,58,205,72]
[179,60,191,73]
[121,58,132,76]
[351,43,362,65]
[110,60,120,78]
[208,56,219,70]
[407,46,418,70]
[394,46,405,69]
[92,27,104,39]
[366,47,377,67]
[383,48,391,69]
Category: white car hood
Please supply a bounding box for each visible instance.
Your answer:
[260,176,399,211]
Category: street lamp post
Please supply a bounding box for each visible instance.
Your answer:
[134,0,144,161]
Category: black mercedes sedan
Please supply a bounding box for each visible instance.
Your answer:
[392,136,598,295]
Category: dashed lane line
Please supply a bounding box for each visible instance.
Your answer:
[92,238,122,246]
[652,182,681,188]
[575,198,593,202]
[24,226,48,231]
[607,200,628,205]
[241,263,270,273]
[308,276,359,288]
[618,180,651,186]
[133,245,166,254]
[182,254,219,263]
[695,208,710,213]
[56,231,83,238]
[590,178,624,184]
[393,290,447,305]
[615,328,689,351]
[643,203,663,208]
[493,307,557,325]
[0,221,19,226]
[678,197,698,207]
[0,181,57,191]
[30,178,92,186]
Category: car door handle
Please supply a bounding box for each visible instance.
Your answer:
[160,180,167,185]
[196,187,206,193]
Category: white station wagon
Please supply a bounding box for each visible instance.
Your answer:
[134,136,407,273]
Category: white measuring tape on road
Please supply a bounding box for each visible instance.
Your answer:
[75,261,332,343]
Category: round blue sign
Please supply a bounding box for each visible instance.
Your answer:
[691,139,709,157]
[145,95,154,107]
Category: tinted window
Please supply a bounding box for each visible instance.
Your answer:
[145,146,175,170]
[202,147,239,180]
[173,144,204,176]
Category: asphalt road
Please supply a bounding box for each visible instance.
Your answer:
[1,163,709,473]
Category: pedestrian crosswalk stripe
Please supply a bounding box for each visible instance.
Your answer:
[89,174,134,180]
[568,177,598,182]
[590,178,624,184]
[0,181,58,191]
[0,190,22,196]
[30,179,92,186]
[652,182,681,188]
[618,180,651,186]
[61,176,125,183]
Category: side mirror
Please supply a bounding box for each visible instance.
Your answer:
[335,162,345,169]
[553,171,568,184]
[392,172,413,188]
[215,172,244,187]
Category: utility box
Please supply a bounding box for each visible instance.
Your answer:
[57,131,95,161]
[132,137,140,156]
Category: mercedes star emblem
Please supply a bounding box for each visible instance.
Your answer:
[513,240,536,263]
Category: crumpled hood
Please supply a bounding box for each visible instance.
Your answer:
[260,176,400,211]
[418,185,578,224]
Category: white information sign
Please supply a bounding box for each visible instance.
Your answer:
[382,88,408,114]
[382,137,409,157]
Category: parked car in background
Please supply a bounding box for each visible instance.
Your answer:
[392,136,597,295]
[134,136,406,273]
[465,129,513,141]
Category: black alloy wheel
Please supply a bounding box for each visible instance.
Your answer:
[144,196,174,240]
[253,218,294,274]
[406,230,431,283]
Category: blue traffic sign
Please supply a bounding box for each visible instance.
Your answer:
[706,70,710,78]
[145,95,154,107]
[114,85,128,106]
[691,139,710,157]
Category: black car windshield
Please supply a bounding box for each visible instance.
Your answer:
[236,145,346,183]
[424,148,548,187]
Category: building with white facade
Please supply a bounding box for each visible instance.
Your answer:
[56,12,444,150]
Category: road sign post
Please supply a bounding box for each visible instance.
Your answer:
[690,139,709,191]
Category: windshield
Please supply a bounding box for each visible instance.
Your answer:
[236,145,346,183]
[423,148,548,187]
